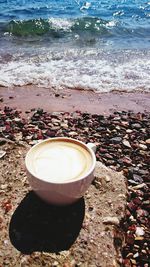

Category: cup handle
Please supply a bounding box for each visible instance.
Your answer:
[87,143,96,153]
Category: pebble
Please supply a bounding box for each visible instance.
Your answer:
[136,208,149,217]
[122,157,132,165]
[143,200,150,206]
[0,150,6,159]
[145,138,150,144]
[51,118,60,124]
[132,183,146,190]
[126,129,133,133]
[133,252,139,258]
[61,123,68,128]
[110,137,122,143]
[131,123,141,129]
[132,174,143,184]
[102,216,120,226]
[0,184,8,190]
[121,121,129,126]
[52,261,59,266]
[130,259,136,265]
[4,239,9,246]
[68,131,78,136]
[126,234,135,245]
[135,227,145,236]
[135,236,144,241]
[122,140,131,148]
[128,179,139,185]
[123,259,131,267]
[139,144,147,150]
[104,175,111,182]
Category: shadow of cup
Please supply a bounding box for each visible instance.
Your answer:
[9,191,85,254]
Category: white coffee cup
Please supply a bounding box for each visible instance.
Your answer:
[25,137,96,205]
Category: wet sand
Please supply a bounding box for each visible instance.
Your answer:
[0,86,150,115]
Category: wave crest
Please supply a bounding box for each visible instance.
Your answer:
[5,17,111,37]
[7,19,51,36]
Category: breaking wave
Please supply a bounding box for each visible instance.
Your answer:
[1,16,149,39]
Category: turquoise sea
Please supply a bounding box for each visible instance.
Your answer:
[0,0,150,92]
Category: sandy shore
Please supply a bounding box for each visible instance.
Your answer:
[0,86,150,115]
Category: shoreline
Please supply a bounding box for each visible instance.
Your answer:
[0,86,150,116]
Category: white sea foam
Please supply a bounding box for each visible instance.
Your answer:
[106,20,117,27]
[0,49,150,92]
[48,18,73,31]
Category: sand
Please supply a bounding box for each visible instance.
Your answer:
[0,86,150,115]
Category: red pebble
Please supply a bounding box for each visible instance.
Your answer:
[99,147,107,153]
[128,224,136,232]
[127,201,138,212]
[126,234,135,245]
[136,208,149,217]
[133,197,142,206]
[2,200,12,213]
[123,259,132,267]
[126,209,131,217]
[37,130,43,139]
[5,125,11,132]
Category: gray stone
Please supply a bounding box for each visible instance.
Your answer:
[110,137,122,143]
[131,123,141,129]
[133,174,143,184]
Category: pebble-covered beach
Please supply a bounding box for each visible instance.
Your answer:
[0,106,149,266]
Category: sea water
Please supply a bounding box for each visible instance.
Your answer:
[0,0,150,92]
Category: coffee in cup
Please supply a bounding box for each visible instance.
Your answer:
[25,137,96,205]
[27,139,93,183]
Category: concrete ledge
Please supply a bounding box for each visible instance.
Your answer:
[0,141,127,267]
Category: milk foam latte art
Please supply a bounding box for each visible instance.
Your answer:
[25,137,96,205]
[26,138,93,183]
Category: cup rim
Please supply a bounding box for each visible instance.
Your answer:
[25,137,96,184]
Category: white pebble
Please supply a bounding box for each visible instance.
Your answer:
[133,252,139,258]
[103,216,119,226]
[122,140,131,148]
[139,144,147,150]
[104,175,111,182]
[136,227,145,236]
[0,150,6,159]
[132,183,146,190]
